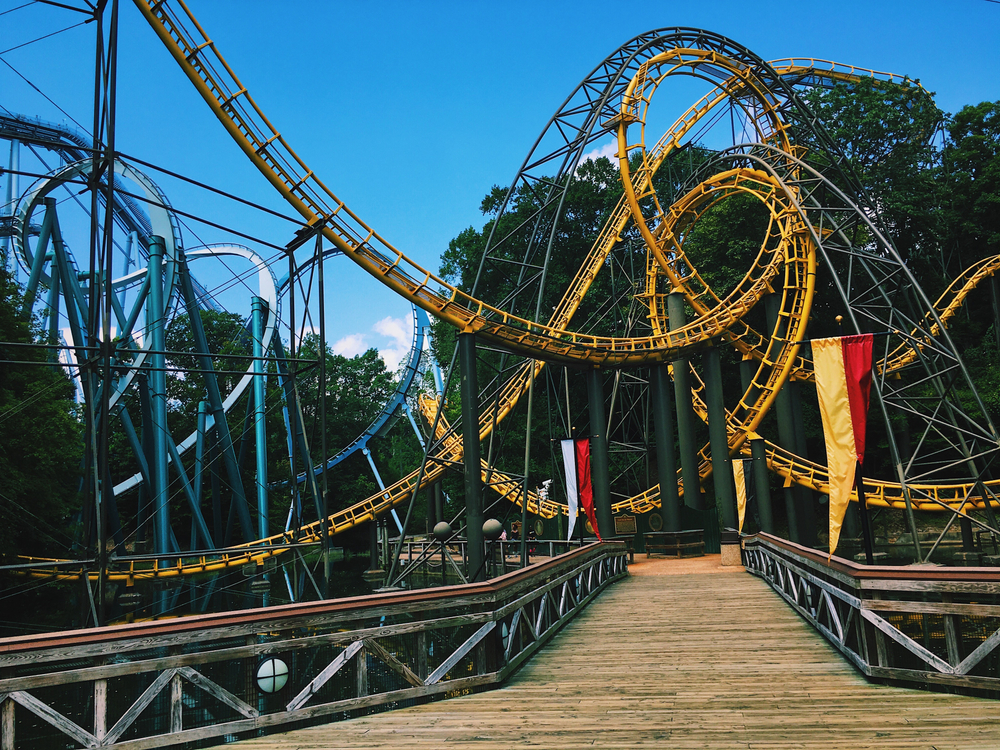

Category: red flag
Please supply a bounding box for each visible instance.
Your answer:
[575,438,601,541]
[842,335,874,465]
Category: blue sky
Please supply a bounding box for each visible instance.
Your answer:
[2,0,998,368]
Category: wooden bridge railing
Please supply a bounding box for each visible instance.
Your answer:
[0,542,628,749]
[743,533,1000,696]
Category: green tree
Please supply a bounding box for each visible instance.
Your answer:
[0,268,82,557]
[941,100,1000,268]
[803,77,944,281]
[164,309,251,435]
[293,337,401,511]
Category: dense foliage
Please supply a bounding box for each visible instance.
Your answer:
[0,268,82,557]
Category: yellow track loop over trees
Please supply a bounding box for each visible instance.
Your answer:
[36,4,985,583]
[129,3,748,367]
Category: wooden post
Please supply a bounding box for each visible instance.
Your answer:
[871,591,890,667]
[942,593,961,668]
[417,631,428,682]
[356,645,368,697]
[94,674,107,743]
[169,672,183,734]
[2,696,14,750]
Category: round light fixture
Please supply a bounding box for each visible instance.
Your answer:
[256,657,289,693]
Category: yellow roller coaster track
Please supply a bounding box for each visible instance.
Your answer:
[22,4,986,580]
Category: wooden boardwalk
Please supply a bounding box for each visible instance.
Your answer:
[217,557,1000,749]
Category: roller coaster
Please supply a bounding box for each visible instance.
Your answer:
[3,1,1000,616]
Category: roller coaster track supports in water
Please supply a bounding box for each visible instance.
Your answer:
[668,293,702,511]
[460,332,485,582]
[587,368,614,539]
[704,343,738,530]
[651,362,681,532]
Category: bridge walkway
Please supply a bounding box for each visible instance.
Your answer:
[217,556,1000,749]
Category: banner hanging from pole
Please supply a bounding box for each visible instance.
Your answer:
[733,459,750,533]
[561,437,601,542]
[813,334,874,556]
[576,438,600,541]
[560,439,578,542]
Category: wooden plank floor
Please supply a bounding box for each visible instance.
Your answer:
[218,561,1000,749]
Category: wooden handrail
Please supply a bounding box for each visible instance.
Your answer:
[0,542,622,656]
[745,532,1000,583]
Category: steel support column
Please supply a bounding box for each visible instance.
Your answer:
[586,367,614,539]
[434,482,445,527]
[739,358,774,533]
[703,343,737,529]
[667,292,702,510]
[1,138,18,268]
[650,363,680,532]
[789,381,818,546]
[458,332,484,581]
[251,296,269,541]
[765,295,810,544]
[147,236,170,559]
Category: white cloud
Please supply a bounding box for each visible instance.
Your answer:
[373,313,413,371]
[373,315,409,346]
[579,141,619,166]
[332,333,367,357]
[327,313,415,371]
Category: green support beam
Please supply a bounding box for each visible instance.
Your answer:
[651,363,681,532]
[765,295,816,546]
[739,358,774,533]
[667,292,702,510]
[148,236,171,558]
[459,332,485,581]
[252,296,269,541]
[703,343,737,530]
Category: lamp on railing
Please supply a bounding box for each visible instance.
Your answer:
[484,519,504,579]
[434,521,452,584]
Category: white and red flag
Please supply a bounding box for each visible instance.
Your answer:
[561,438,602,542]
[812,334,874,556]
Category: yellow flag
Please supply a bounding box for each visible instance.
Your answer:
[733,460,748,533]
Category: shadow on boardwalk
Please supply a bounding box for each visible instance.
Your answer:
[217,555,1000,749]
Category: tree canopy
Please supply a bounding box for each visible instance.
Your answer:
[0,268,82,557]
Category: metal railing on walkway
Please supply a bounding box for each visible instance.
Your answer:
[744,533,1000,696]
[0,542,627,749]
